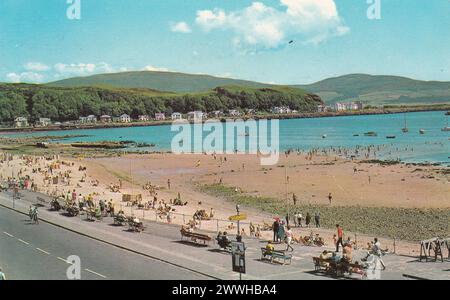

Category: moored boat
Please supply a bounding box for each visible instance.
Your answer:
[364,131,378,137]
[442,115,450,131]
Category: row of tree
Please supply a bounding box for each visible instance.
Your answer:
[0,84,322,123]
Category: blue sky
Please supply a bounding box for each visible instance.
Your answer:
[0,0,449,84]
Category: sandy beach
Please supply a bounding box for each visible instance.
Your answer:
[1,150,448,256]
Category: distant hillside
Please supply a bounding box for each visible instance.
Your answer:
[49,71,271,93]
[0,83,321,123]
[295,74,450,106]
[49,72,450,107]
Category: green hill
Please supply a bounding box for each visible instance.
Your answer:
[49,71,271,93]
[295,74,450,106]
[50,72,450,107]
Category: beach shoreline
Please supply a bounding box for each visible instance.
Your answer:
[1,106,449,134]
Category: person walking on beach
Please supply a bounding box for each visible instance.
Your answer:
[273,219,280,242]
[297,212,303,227]
[336,224,344,252]
[305,212,311,228]
[314,212,321,228]
[364,238,386,270]
[278,222,286,243]
[292,193,297,206]
[285,226,294,252]
[167,179,171,190]
[328,193,333,205]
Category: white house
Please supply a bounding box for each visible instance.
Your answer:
[37,118,51,127]
[354,101,364,110]
[138,115,150,122]
[154,113,165,121]
[211,111,223,118]
[171,112,183,120]
[14,117,29,128]
[80,115,97,123]
[245,109,256,115]
[334,101,363,111]
[118,114,131,123]
[187,111,204,121]
[317,104,325,112]
[228,109,241,117]
[334,102,347,112]
[100,115,112,123]
[271,106,291,114]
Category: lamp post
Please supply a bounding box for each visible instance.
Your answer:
[236,204,240,236]
[285,166,289,225]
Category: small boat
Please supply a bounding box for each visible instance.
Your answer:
[386,135,396,139]
[353,134,360,137]
[364,132,378,137]
[402,113,409,133]
[419,129,426,135]
[442,116,450,131]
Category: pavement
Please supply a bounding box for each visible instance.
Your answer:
[0,189,448,280]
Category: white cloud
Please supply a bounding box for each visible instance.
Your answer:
[142,65,171,72]
[195,0,349,50]
[24,62,50,72]
[53,62,116,76]
[196,9,227,31]
[170,22,192,33]
[218,72,233,78]
[6,72,45,83]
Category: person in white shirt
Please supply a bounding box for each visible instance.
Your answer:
[285,226,294,252]
[366,238,386,270]
[0,268,6,280]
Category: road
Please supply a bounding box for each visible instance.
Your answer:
[0,206,210,280]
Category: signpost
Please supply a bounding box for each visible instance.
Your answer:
[228,214,247,221]
[229,204,247,236]
[230,205,246,280]
[231,241,246,280]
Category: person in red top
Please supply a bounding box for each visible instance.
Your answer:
[336,224,344,252]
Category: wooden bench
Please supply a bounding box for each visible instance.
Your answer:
[260,248,292,265]
[181,229,212,245]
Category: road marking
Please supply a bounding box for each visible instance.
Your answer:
[57,257,71,264]
[3,231,14,237]
[18,239,30,245]
[36,248,50,255]
[85,268,107,279]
